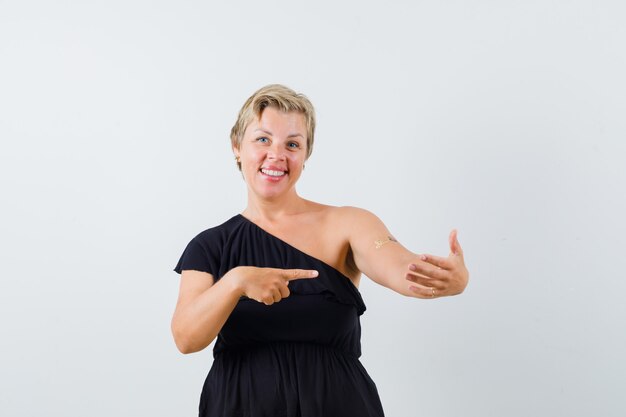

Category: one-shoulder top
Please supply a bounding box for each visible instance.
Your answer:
[174,214,385,417]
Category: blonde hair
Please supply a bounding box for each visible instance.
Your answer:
[230,84,316,170]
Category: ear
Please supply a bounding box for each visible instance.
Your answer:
[232,146,240,158]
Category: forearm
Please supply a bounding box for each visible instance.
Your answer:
[171,271,242,354]
[369,250,422,297]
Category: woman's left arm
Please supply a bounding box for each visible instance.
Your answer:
[344,207,469,299]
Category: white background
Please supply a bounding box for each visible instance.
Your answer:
[1,1,625,416]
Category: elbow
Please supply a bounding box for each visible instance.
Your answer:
[171,320,213,354]
[172,328,193,354]
[171,319,195,354]
[174,338,196,355]
[178,345,197,355]
[173,331,203,355]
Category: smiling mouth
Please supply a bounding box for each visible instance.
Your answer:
[260,168,287,177]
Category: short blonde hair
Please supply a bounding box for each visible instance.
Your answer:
[230,84,316,170]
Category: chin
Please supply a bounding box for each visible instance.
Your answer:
[257,186,289,199]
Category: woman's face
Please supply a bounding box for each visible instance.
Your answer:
[234,107,308,200]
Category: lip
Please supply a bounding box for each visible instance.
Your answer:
[259,166,287,182]
[260,165,288,172]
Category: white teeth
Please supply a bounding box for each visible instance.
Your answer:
[261,169,285,177]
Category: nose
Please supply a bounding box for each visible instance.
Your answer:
[267,143,287,161]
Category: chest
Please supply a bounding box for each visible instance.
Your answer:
[252,218,359,284]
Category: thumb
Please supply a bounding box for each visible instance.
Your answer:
[284,269,319,282]
[449,229,463,256]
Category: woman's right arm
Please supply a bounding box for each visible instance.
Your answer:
[171,269,241,354]
[171,266,319,354]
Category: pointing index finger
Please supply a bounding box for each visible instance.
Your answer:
[285,269,319,282]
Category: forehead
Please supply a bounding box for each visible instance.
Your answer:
[246,107,306,136]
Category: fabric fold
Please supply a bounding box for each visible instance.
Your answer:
[215,214,366,315]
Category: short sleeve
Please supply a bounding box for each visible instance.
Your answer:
[173,235,220,276]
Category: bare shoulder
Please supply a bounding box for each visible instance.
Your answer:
[317,206,389,246]
[307,204,370,225]
[299,201,386,241]
[330,206,382,228]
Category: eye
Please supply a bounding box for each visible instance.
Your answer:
[256,137,269,143]
[287,142,300,149]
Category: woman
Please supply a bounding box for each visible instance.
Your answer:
[172,84,469,416]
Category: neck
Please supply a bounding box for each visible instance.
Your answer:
[243,188,306,223]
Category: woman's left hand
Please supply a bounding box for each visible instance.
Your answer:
[405,229,469,299]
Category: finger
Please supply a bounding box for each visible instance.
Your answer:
[449,229,464,257]
[407,283,440,299]
[272,289,282,303]
[279,284,290,299]
[418,254,453,270]
[405,273,445,290]
[283,269,319,282]
[409,263,447,280]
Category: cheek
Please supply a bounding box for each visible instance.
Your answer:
[287,153,305,165]
[243,149,265,163]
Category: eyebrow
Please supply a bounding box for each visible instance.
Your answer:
[254,128,304,139]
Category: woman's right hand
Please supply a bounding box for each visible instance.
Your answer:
[227,266,319,305]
